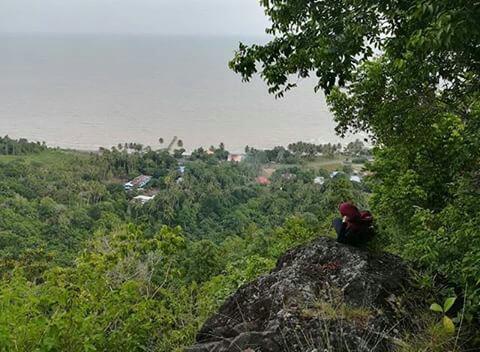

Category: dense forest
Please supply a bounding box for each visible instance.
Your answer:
[0,136,372,351]
[0,131,477,351]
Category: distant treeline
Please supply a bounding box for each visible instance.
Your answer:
[1,134,371,167]
[244,139,371,164]
[0,136,47,155]
[288,139,371,157]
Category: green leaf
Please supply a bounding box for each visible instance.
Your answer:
[443,297,456,313]
[430,303,443,313]
[443,316,455,334]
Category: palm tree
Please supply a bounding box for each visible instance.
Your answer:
[177,139,184,148]
[159,138,164,144]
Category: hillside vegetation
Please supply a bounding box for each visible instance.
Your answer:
[0,134,476,350]
[230,0,480,348]
[0,138,373,351]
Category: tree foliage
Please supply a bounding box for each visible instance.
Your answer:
[0,139,366,351]
[230,0,480,321]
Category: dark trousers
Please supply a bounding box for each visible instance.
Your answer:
[332,218,373,247]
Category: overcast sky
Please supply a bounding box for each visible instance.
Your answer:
[0,0,269,36]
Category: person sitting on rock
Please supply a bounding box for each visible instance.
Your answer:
[333,202,374,247]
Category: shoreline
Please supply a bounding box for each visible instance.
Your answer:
[0,134,361,156]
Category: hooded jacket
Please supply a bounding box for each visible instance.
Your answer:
[339,203,373,232]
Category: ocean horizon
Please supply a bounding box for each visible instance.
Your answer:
[0,33,354,152]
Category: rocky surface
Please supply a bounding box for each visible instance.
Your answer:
[188,237,421,352]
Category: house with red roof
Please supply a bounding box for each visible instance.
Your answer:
[256,176,271,186]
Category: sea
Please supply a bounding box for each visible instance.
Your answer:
[0,34,351,152]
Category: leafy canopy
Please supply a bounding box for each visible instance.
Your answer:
[230,0,479,135]
[230,0,480,318]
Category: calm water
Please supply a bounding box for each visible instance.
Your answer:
[0,34,347,152]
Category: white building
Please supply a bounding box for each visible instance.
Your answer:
[132,195,155,205]
[314,176,325,185]
[350,175,362,183]
[124,175,152,191]
[227,154,245,163]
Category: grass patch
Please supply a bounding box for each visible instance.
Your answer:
[0,149,91,167]
[302,301,373,328]
[304,156,346,171]
[396,314,460,352]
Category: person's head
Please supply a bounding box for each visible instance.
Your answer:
[339,202,361,222]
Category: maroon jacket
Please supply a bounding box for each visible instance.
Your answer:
[339,203,373,232]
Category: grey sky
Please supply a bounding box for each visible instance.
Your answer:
[0,0,269,36]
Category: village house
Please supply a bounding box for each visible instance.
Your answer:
[330,171,343,178]
[256,176,271,186]
[227,154,245,163]
[124,175,152,191]
[132,195,155,205]
[281,172,296,180]
[314,176,325,185]
[350,175,362,183]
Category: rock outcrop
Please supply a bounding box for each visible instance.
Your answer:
[188,237,422,352]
